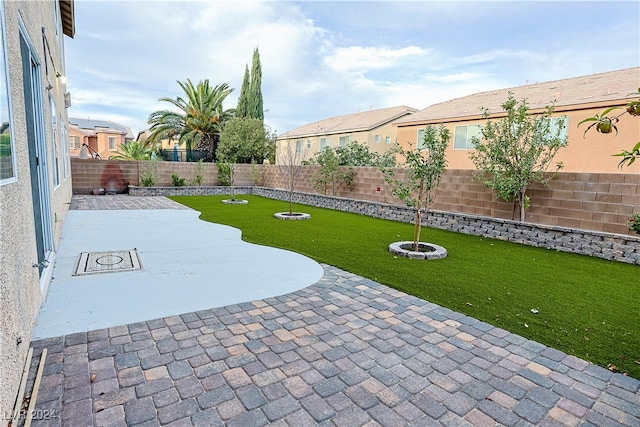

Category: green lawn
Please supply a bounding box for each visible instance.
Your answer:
[170,194,639,378]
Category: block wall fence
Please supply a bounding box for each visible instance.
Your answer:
[72,159,640,263]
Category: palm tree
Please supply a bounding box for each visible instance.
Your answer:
[146,79,234,161]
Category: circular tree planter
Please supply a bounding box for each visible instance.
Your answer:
[222,199,248,204]
[389,241,447,260]
[274,212,311,220]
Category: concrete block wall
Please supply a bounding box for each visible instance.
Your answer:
[70,159,259,193]
[260,165,639,236]
[72,159,639,236]
[128,185,640,265]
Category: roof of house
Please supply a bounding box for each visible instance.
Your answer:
[278,106,418,139]
[69,118,134,139]
[395,67,640,126]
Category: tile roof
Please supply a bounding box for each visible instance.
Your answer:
[395,67,640,126]
[278,105,417,139]
[69,117,134,139]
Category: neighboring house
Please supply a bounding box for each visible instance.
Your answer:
[0,0,75,415]
[69,117,134,159]
[394,67,640,174]
[276,106,417,164]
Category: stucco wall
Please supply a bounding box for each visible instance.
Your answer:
[1,0,72,415]
[396,105,640,174]
[275,121,402,162]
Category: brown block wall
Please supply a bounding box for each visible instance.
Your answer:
[72,159,639,235]
[71,159,261,194]
[262,165,639,236]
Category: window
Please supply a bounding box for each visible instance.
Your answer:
[339,135,351,147]
[374,134,381,143]
[69,135,80,150]
[320,137,331,150]
[61,124,70,178]
[295,139,303,153]
[49,94,59,186]
[0,7,16,183]
[307,139,311,149]
[550,116,568,138]
[453,124,481,150]
[385,136,391,145]
[417,128,428,150]
[109,137,116,150]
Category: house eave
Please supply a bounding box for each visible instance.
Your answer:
[59,0,75,38]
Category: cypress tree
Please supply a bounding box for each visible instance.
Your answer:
[248,47,263,120]
[236,65,250,118]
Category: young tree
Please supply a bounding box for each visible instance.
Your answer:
[309,147,355,196]
[469,93,568,222]
[381,125,449,252]
[217,155,237,200]
[277,140,308,215]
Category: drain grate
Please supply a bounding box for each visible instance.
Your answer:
[73,249,142,276]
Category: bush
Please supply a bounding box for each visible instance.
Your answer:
[171,173,186,187]
[627,213,640,234]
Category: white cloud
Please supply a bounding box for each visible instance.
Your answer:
[64,0,639,137]
[323,45,429,73]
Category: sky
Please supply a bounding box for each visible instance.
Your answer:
[63,0,640,137]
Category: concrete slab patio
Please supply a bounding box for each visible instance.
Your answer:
[33,196,324,339]
[23,195,640,427]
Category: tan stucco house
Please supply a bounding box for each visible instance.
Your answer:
[0,0,74,413]
[394,67,640,174]
[276,105,417,164]
[69,117,134,159]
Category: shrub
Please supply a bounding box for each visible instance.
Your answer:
[171,173,186,187]
[627,213,640,234]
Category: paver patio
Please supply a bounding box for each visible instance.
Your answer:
[22,196,640,427]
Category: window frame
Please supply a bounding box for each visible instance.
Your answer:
[319,137,331,150]
[550,115,568,139]
[338,135,351,147]
[416,128,427,150]
[109,136,116,150]
[0,3,17,185]
[49,93,60,187]
[453,124,482,150]
[61,123,70,179]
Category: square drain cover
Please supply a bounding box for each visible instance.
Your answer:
[73,249,142,276]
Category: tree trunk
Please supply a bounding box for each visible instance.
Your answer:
[413,180,425,251]
[413,209,422,252]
